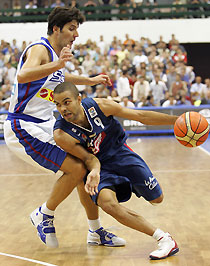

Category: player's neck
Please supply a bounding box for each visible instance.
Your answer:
[47,36,61,56]
[75,108,91,130]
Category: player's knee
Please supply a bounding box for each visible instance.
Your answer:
[150,193,164,205]
[100,200,119,215]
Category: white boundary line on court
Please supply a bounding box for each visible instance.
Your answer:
[198,146,210,156]
[0,252,58,266]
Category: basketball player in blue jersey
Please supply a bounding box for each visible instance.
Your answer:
[53,81,180,260]
[4,7,125,248]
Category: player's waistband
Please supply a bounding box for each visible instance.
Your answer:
[7,112,49,123]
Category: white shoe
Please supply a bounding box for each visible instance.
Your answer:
[30,207,58,248]
[87,227,126,247]
[149,233,179,260]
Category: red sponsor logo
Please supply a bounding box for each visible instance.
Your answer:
[39,88,48,98]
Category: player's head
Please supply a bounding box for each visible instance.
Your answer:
[54,82,82,122]
[47,7,85,36]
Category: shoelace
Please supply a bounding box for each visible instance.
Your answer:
[100,229,116,239]
[42,218,54,228]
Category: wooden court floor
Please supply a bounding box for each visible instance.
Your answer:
[0,136,210,266]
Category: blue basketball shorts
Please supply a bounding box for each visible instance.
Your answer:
[4,119,67,173]
[91,143,162,204]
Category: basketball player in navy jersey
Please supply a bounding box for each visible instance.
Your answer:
[53,81,179,260]
[4,7,125,248]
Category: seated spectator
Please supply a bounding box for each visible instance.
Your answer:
[172,48,187,64]
[133,75,150,104]
[150,74,168,106]
[123,33,135,47]
[107,89,121,103]
[162,94,176,107]
[116,67,131,99]
[188,0,202,18]
[201,90,210,105]
[190,76,206,102]
[203,78,210,98]
[51,0,65,8]
[13,0,21,17]
[25,0,37,9]
[119,96,135,108]
[176,94,192,105]
[171,73,187,97]
[70,0,80,8]
[84,0,97,16]
[144,94,156,107]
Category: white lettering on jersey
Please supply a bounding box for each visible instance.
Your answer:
[94,117,104,129]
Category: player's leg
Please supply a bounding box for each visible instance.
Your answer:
[77,182,126,247]
[30,154,87,248]
[97,188,179,260]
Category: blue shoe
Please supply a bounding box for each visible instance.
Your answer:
[87,227,126,247]
[30,207,58,248]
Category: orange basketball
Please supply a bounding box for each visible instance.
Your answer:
[174,111,209,147]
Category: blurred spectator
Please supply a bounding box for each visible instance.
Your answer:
[166,64,177,90]
[25,0,37,9]
[82,53,95,74]
[84,1,97,16]
[3,62,16,85]
[171,73,187,97]
[69,0,80,8]
[162,94,176,107]
[51,0,65,8]
[172,48,187,64]
[116,67,131,99]
[119,96,135,108]
[144,94,156,107]
[133,75,150,104]
[107,89,121,103]
[13,0,21,17]
[98,35,108,55]
[188,0,202,18]
[190,76,206,102]
[203,78,210,98]
[123,34,135,47]
[150,74,168,106]
[132,49,148,68]
[98,0,114,19]
[201,90,210,105]
[176,93,192,105]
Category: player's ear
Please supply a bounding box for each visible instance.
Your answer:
[78,94,82,104]
[53,25,60,34]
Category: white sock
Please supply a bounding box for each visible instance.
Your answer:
[41,202,55,216]
[152,228,165,241]
[88,218,101,232]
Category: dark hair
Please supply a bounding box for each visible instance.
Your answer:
[47,7,85,35]
[54,82,79,99]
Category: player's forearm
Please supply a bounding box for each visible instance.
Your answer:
[84,155,101,173]
[65,74,92,85]
[139,111,178,125]
[17,61,62,83]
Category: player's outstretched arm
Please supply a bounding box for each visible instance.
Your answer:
[95,98,178,126]
[18,45,73,83]
[54,129,100,195]
[65,73,112,86]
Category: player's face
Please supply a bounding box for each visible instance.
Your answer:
[54,91,82,123]
[58,20,79,49]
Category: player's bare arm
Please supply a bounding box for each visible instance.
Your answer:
[54,129,100,195]
[17,44,73,83]
[65,73,112,86]
[95,98,178,125]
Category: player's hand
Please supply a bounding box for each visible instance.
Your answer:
[58,45,73,68]
[85,170,100,196]
[89,74,112,86]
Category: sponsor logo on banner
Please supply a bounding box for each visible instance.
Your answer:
[37,88,54,102]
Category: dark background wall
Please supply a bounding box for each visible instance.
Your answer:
[183,43,210,80]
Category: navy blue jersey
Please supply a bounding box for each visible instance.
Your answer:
[54,97,127,162]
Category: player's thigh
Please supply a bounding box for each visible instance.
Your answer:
[60,154,87,178]
[97,188,119,213]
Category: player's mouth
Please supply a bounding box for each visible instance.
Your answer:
[64,113,72,119]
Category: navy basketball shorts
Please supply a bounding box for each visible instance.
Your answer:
[91,143,162,204]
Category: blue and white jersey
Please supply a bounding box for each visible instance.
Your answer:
[9,37,65,122]
[54,97,127,162]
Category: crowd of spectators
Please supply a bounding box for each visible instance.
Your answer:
[0,33,210,114]
[1,0,210,21]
